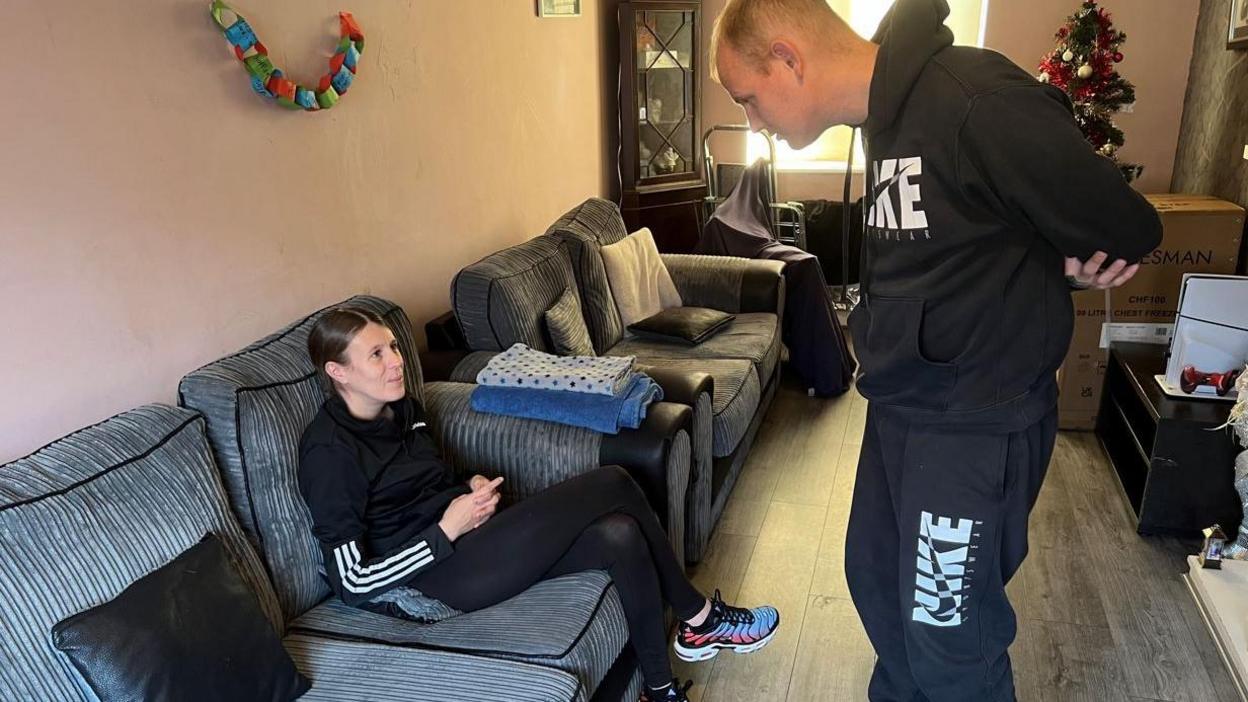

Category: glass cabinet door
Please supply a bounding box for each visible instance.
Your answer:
[635,10,695,181]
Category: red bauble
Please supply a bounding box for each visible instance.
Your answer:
[1113,52,1124,62]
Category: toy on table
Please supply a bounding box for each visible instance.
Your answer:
[1200,524,1228,569]
[208,1,364,111]
[1179,365,1243,397]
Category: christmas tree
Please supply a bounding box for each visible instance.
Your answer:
[1037,1,1141,182]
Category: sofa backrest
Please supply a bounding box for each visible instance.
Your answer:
[451,235,582,353]
[542,198,631,353]
[0,404,281,701]
[177,295,422,621]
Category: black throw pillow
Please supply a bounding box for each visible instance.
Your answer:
[52,533,311,702]
[628,307,736,345]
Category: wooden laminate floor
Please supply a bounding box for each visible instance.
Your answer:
[669,371,1239,702]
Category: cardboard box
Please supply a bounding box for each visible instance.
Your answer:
[1057,194,1244,430]
[1056,315,1108,431]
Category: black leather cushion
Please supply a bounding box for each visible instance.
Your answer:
[628,307,736,346]
[52,533,311,702]
[544,286,596,356]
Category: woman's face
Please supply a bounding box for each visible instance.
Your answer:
[328,322,406,406]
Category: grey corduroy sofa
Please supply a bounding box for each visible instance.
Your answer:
[0,405,603,701]
[449,199,786,564]
[0,294,704,701]
[177,294,701,701]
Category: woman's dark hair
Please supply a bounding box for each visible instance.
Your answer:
[308,306,386,396]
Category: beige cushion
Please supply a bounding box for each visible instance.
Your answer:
[600,228,682,327]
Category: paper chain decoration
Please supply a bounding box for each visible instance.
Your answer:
[209,1,363,111]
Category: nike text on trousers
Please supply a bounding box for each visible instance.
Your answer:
[845,402,1058,702]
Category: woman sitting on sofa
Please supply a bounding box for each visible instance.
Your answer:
[297,307,780,702]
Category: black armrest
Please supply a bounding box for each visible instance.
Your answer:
[636,364,713,408]
[425,311,467,352]
[600,402,692,529]
[739,264,784,314]
[419,349,472,383]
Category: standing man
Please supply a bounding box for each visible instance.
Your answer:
[711,0,1160,700]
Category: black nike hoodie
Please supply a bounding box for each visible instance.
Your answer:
[846,0,1162,431]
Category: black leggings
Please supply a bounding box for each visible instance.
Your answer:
[410,466,706,688]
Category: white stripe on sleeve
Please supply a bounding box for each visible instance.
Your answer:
[333,540,436,594]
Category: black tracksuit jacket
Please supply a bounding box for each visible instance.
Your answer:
[847,0,1163,432]
[298,395,470,607]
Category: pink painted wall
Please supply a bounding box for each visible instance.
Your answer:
[0,1,612,461]
[699,0,1198,198]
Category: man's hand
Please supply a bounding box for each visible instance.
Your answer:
[1065,251,1140,290]
[469,474,493,492]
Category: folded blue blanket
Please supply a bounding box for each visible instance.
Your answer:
[470,373,664,434]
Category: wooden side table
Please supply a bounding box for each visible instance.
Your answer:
[1095,342,1240,535]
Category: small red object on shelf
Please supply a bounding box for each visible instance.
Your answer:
[1179,365,1242,396]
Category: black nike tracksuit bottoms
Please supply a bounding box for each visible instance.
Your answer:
[409,466,706,689]
[846,402,1059,702]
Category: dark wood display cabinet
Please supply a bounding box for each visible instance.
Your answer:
[618,1,706,253]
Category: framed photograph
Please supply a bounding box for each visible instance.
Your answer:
[538,0,581,17]
[1230,0,1248,49]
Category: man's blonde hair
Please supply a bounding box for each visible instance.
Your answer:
[711,0,849,80]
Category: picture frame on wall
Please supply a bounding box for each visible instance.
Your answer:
[538,0,581,17]
[1230,0,1248,49]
